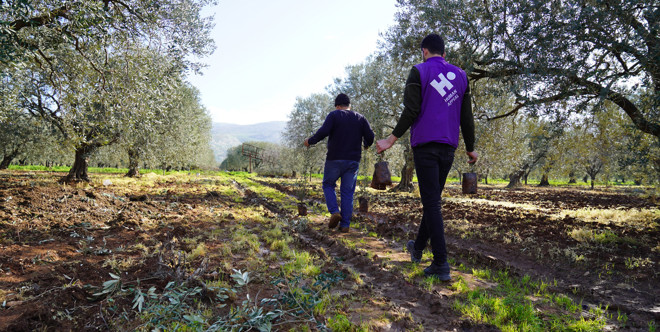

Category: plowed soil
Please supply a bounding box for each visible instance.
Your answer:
[0,170,657,331]
[259,178,659,329]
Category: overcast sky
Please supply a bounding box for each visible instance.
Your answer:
[186,0,399,125]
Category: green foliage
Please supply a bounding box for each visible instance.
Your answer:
[220,141,282,172]
[1,0,217,181]
[90,265,346,331]
[452,267,608,331]
[327,314,353,331]
[1,0,215,69]
[384,0,659,139]
[283,94,332,177]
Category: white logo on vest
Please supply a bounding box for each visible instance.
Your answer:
[430,71,459,106]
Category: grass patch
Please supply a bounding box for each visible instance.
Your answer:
[561,208,659,230]
[453,290,542,330]
[449,276,470,293]
[187,243,207,261]
[327,314,354,331]
[568,228,624,244]
[229,228,261,257]
[452,268,608,331]
[282,251,321,277]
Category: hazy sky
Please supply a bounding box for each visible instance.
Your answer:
[187,0,399,125]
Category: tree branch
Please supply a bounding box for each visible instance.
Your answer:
[106,0,146,22]
[469,61,659,137]
[566,74,660,137]
[73,38,108,91]
[9,5,70,31]
[487,88,591,121]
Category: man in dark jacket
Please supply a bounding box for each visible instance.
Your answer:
[305,93,375,233]
[377,34,478,280]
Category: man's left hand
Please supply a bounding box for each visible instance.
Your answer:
[466,151,478,164]
[304,139,310,147]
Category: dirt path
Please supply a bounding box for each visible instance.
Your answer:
[256,177,659,330]
[243,178,492,330]
[0,171,656,330]
[296,220,498,331]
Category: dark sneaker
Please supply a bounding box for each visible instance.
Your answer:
[424,262,451,281]
[406,240,422,263]
[339,226,350,233]
[328,213,342,229]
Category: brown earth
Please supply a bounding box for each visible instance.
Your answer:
[0,171,657,331]
[0,171,285,331]
[260,178,659,330]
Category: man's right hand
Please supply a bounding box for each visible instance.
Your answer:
[466,151,478,164]
[376,134,398,153]
[304,139,310,147]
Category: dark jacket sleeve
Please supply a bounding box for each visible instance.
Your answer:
[362,117,375,148]
[460,82,475,152]
[392,67,422,138]
[308,112,334,145]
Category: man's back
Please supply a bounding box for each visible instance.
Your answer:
[411,57,468,148]
[308,109,374,161]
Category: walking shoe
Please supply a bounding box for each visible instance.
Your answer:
[406,240,422,263]
[424,262,451,281]
[328,213,342,229]
[339,226,350,233]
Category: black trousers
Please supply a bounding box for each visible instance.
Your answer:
[412,142,455,265]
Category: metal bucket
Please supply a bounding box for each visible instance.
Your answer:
[370,161,392,190]
[358,197,369,213]
[462,172,478,194]
[297,202,307,216]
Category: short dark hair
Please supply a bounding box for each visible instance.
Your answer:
[334,93,350,107]
[420,34,445,55]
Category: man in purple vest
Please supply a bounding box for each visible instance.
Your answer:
[305,93,375,233]
[376,34,478,281]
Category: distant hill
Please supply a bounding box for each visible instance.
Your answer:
[210,121,286,164]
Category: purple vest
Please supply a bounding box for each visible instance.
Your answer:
[411,57,467,148]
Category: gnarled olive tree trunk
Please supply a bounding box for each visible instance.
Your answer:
[568,170,577,184]
[507,169,525,188]
[391,144,415,192]
[0,149,19,169]
[125,147,141,178]
[61,144,96,183]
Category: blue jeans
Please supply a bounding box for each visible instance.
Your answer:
[412,142,455,265]
[322,160,360,228]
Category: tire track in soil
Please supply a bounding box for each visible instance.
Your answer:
[356,208,660,328]
[442,235,660,325]
[296,224,499,331]
[355,209,659,328]
[247,179,498,331]
[254,179,659,328]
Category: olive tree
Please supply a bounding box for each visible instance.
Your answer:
[3,0,216,181]
[1,0,215,72]
[385,0,658,139]
[152,83,215,172]
[283,94,332,179]
[220,141,282,173]
[0,111,59,169]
